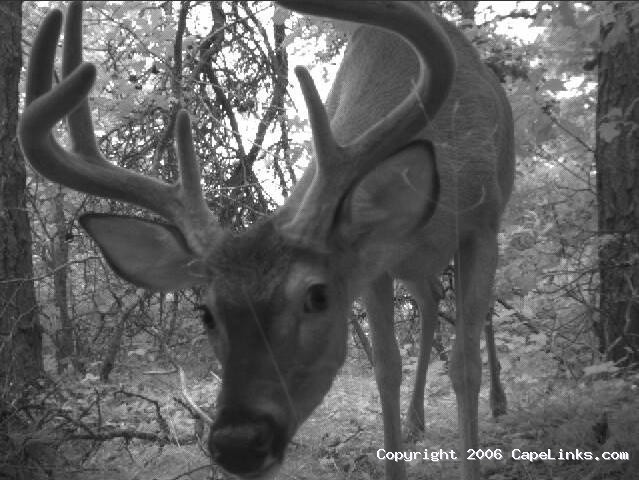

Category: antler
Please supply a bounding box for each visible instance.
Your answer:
[276,1,456,246]
[19,1,219,255]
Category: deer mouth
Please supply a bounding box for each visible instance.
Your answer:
[208,408,288,478]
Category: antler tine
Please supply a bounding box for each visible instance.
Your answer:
[63,1,98,156]
[174,110,219,246]
[294,66,340,163]
[276,1,455,246]
[24,9,61,105]
[19,2,219,255]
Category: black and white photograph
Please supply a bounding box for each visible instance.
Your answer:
[1,1,637,479]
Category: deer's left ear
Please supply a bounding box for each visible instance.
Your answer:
[337,141,439,245]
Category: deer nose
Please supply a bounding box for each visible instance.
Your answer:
[208,409,280,476]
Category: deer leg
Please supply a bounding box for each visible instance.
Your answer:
[405,276,440,436]
[451,233,498,480]
[362,274,406,480]
[485,309,507,417]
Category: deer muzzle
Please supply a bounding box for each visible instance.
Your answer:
[208,407,287,477]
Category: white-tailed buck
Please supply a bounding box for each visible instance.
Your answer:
[20,1,514,479]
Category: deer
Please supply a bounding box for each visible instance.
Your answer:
[19,1,514,479]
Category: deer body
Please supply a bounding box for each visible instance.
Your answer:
[290,18,513,276]
[19,2,513,480]
[312,16,514,480]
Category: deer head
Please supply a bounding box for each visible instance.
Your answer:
[19,1,455,477]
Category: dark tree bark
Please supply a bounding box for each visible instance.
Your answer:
[0,1,42,385]
[100,296,143,382]
[455,1,479,22]
[52,186,76,373]
[351,311,374,367]
[596,1,639,365]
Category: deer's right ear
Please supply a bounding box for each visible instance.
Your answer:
[79,214,208,291]
[337,141,439,247]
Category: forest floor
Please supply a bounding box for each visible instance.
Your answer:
[31,348,639,480]
[22,351,634,480]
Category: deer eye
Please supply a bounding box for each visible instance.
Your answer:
[303,284,328,313]
[196,304,216,330]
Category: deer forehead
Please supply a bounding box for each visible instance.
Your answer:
[202,225,334,306]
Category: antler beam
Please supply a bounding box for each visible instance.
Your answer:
[19,1,219,255]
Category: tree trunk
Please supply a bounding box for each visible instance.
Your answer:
[52,186,75,373]
[596,1,639,365]
[0,1,42,385]
[100,298,141,382]
[351,313,374,367]
[161,293,180,355]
